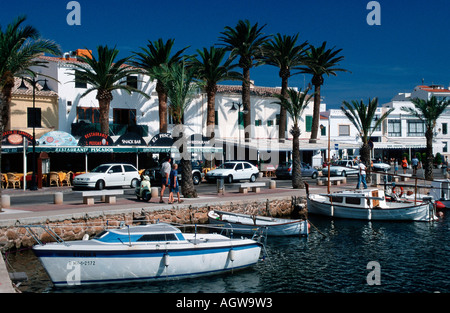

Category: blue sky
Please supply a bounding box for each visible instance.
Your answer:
[1,0,450,108]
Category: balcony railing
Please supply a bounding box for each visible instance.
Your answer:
[71,122,148,137]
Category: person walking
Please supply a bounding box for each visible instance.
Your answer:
[159,157,171,203]
[411,155,419,176]
[168,163,183,204]
[394,159,398,175]
[356,160,368,189]
[401,156,408,174]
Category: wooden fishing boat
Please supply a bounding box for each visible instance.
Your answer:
[307,188,437,222]
[208,210,309,236]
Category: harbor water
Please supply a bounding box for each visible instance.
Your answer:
[4,214,450,293]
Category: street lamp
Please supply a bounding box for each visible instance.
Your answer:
[18,76,50,190]
[229,101,248,160]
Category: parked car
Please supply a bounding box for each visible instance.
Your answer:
[371,159,391,172]
[73,163,140,190]
[206,161,259,184]
[275,162,319,179]
[142,160,204,186]
[322,160,359,177]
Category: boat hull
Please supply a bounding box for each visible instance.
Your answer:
[33,235,261,286]
[307,195,434,222]
[208,211,308,236]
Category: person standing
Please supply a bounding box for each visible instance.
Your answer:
[411,155,419,176]
[356,160,368,189]
[168,163,183,204]
[159,157,171,203]
[394,159,398,175]
[401,156,408,174]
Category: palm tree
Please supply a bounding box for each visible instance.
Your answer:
[188,46,241,140]
[0,15,61,131]
[219,19,269,142]
[299,42,348,143]
[273,87,313,189]
[262,33,308,143]
[341,98,393,168]
[132,38,189,133]
[159,62,198,198]
[70,45,148,135]
[401,96,450,180]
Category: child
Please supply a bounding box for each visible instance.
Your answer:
[168,164,183,204]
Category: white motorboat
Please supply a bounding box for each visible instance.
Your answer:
[429,179,450,208]
[29,223,262,287]
[307,188,437,222]
[208,210,309,236]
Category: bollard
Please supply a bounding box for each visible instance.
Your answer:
[54,192,63,204]
[1,195,10,208]
[217,179,225,194]
[151,187,159,198]
[269,180,276,189]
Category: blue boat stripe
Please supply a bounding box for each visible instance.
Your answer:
[34,243,259,258]
[51,262,258,286]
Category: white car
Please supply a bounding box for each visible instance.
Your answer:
[206,161,259,184]
[73,163,140,190]
[322,160,359,177]
[371,160,391,172]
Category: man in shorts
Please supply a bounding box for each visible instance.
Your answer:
[159,157,171,203]
[168,163,183,204]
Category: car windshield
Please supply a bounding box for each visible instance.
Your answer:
[91,165,110,173]
[333,161,348,166]
[218,163,236,169]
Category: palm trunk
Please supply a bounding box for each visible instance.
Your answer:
[98,98,110,135]
[278,76,288,143]
[206,85,216,139]
[291,125,304,189]
[425,129,434,180]
[309,84,321,143]
[156,80,168,133]
[242,67,251,142]
[205,86,216,168]
[175,124,198,198]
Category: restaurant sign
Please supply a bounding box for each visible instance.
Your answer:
[78,132,114,146]
[2,130,34,145]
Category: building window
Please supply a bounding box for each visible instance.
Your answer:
[74,70,87,88]
[113,109,136,125]
[215,110,218,126]
[338,125,350,136]
[305,115,312,132]
[126,76,138,89]
[255,119,262,126]
[443,123,447,135]
[27,108,41,128]
[388,120,401,137]
[407,120,425,136]
[77,107,100,123]
[267,120,274,127]
[444,142,448,153]
[371,117,381,132]
[238,111,244,129]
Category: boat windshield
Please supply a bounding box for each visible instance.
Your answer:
[91,165,111,173]
[218,163,236,169]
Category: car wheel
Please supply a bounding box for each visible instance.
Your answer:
[130,178,139,188]
[227,175,233,184]
[341,171,347,177]
[250,174,256,182]
[193,173,201,185]
[311,172,318,179]
[144,192,151,202]
[96,180,105,190]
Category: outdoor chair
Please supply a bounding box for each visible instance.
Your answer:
[60,171,71,186]
[49,172,60,187]
[6,173,21,189]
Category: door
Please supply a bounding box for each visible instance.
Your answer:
[107,165,125,186]
[234,162,245,180]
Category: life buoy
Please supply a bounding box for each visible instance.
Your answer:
[392,186,404,198]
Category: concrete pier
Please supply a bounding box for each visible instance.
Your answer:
[0,252,15,293]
